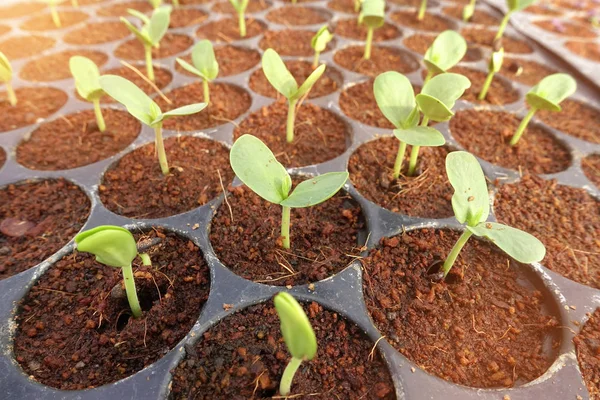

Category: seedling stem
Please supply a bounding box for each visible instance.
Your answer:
[238,12,246,37]
[312,51,320,69]
[423,70,433,86]
[418,0,427,20]
[92,98,106,132]
[203,79,210,104]
[281,205,291,249]
[510,107,536,145]
[280,356,302,396]
[442,229,473,277]
[286,99,298,143]
[154,123,169,174]
[478,71,494,100]
[393,141,407,179]
[122,263,142,318]
[364,27,374,59]
[407,116,429,176]
[5,82,16,106]
[50,4,61,27]
[495,12,512,40]
[144,45,155,82]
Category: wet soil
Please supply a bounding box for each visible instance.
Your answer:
[334,45,419,77]
[266,6,330,26]
[260,29,332,56]
[63,21,131,45]
[20,50,108,82]
[334,18,401,42]
[536,99,600,144]
[500,56,558,86]
[0,87,68,132]
[196,18,267,42]
[0,35,56,60]
[175,45,260,77]
[114,34,193,60]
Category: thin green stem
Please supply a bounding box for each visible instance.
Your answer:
[144,45,155,82]
[238,12,246,37]
[154,123,170,175]
[442,229,473,278]
[423,70,433,86]
[312,51,320,69]
[354,0,361,12]
[72,0,79,7]
[407,116,429,176]
[281,205,291,249]
[173,0,180,7]
[495,11,512,41]
[50,5,61,27]
[417,0,427,20]
[92,98,106,132]
[363,27,374,60]
[393,141,407,180]
[463,0,476,21]
[286,98,297,143]
[510,107,536,146]
[202,79,210,104]
[5,82,17,106]
[122,264,142,318]
[478,70,495,100]
[280,357,302,396]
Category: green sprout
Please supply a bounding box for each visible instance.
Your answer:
[354,0,363,12]
[69,56,106,132]
[72,0,79,7]
[359,0,385,60]
[417,0,427,21]
[311,25,333,69]
[39,0,64,27]
[463,0,476,21]
[230,134,348,249]
[443,151,545,277]
[121,5,172,82]
[0,52,16,107]
[423,30,467,85]
[510,73,576,146]
[274,292,317,396]
[100,75,207,175]
[262,48,326,143]
[149,0,162,7]
[495,0,536,41]
[176,40,219,104]
[228,0,249,37]
[75,225,152,318]
[478,47,504,101]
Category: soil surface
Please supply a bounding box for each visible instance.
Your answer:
[99,65,172,103]
[500,57,558,86]
[566,40,600,61]
[349,137,454,218]
[327,0,360,13]
[175,45,260,77]
[0,87,67,132]
[21,11,89,31]
[443,6,499,24]
[334,18,401,42]
[17,109,140,171]
[0,35,55,60]
[63,21,131,45]
[495,174,600,289]
[461,27,533,54]
[582,154,600,189]
[20,50,108,82]
[212,0,271,13]
[170,301,395,399]
[156,82,251,131]
[403,33,482,62]
[524,4,563,16]
[170,8,208,28]
[450,109,570,174]
[196,18,267,42]
[537,99,600,144]
[14,229,210,389]
[0,25,10,37]
[389,0,439,5]
[390,11,454,32]
[210,180,364,286]
[260,29,332,56]
[334,45,419,77]
[363,228,561,388]
[0,147,5,169]
[249,60,341,99]
[574,309,600,399]
[0,2,45,19]
[233,99,349,167]
[449,66,520,105]
[533,19,596,38]
[100,136,233,219]
[114,34,193,60]
[267,6,330,26]
[0,179,90,280]
[96,0,152,17]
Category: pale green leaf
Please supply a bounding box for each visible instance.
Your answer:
[489,47,504,73]
[262,48,298,99]
[393,126,446,147]
[229,0,249,12]
[360,0,385,28]
[424,30,467,74]
[373,71,417,129]
[446,151,489,226]
[127,8,150,25]
[100,74,158,126]
[149,0,162,8]
[0,51,13,83]
[311,25,334,53]
[191,40,219,81]
[417,73,471,121]
[274,292,317,360]
[121,17,151,46]
[280,172,348,208]
[161,103,207,119]
[175,57,206,79]
[463,4,474,20]
[75,225,138,268]
[294,64,326,100]
[148,6,171,46]
[526,73,576,112]
[415,93,454,122]
[70,56,103,101]
[507,0,536,12]
[467,222,546,263]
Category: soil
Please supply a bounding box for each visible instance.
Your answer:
[233,99,349,167]
[169,0,211,4]
[0,87,68,132]
[0,179,90,280]
[565,40,600,62]
[0,25,9,37]
[582,154,600,189]
[334,46,419,77]
[175,45,260,77]
[267,6,330,26]
[327,0,359,13]
[533,19,597,39]
[170,8,208,28]
[96,0,153,17]
[524,4,563,16]
[390,11,455,32]
[574,309,600,399]
[13,228,210,389]
[450,109,571,174]
[169,301,395,399]
[100,136,233,219]
[403,33,482,62]
[155,82,251,131]
[362,228,561,388]
[260,29,333,57]
[0,35,56,60]
[63,21,131,45]
[0,2,45,19]
[349,137,454,218]
[537,99,600,144]
[21,11,89,31]
[389,0,439,6]
[249,60,341,99]
[209,179,364,286]
[212,0,271,14]
[16,109,141,171]
[99,65,173,103]
[20,50,108,82]
[461,27,534,54]
[500,57,558,86]
[196,18,267,42]
[494,174,600,289]
[443,6,500,25]
[114,34,193,61]
[334,18,401,42]
[0,147,5,169]
[448,66,520,105]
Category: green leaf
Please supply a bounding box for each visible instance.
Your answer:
[415,93,454,122]
[424,30,467,74]
[467,222,546,263]
[156,103,207,124]
[294,64,326,100]
[373,71,417,129]
[230,134,291,205]
[121,17,151,46]
[274,292,317,360]
[489,48,504,74]
[191,40,219,81]
[507,0,536,12]
[149,0,162,8]
[393,126,446,147]
[75,225,138,268]
[280,172,348,208]
[360,0,385,28]
[262,48,298,99]
[229,0,249,12]
[100,74,158,126]
[0,51,13,83]
[525,73,576,112]
[311,25,334,53]
[148,5,172,46]
[463,4,474,20]
[417,73,471,121]
[127,8,150,25]
[175,58,205,79]
[446,151,489,226]
[70,55,103,101]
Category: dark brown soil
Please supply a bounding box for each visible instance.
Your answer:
[327,0,358,13]
[391,11,454,32]
[233,100,349,167]
[349,137,454,218]
[97,0,153,17]
[565,40,600,61]
[249,60,341,99]
[14,228,210,389]
[495,174,600,289]
[443,6,499,24]
[170,301,395,399]
[534,19,597,38]
[403,33,482,62]
[574,309,600,399]
[334,18,401,42]
[21,11,89,31]
[99,65,173,103]
[500,57,558,86]
[334,46,419,77]
[0,2,44,19]
[552,0,595,9]
[0,147,5,169]
[114,34,193,60]
[20,50,108,82]
[450,110,570,174]
[363,228,560,388]
[449,66,520,105]
[582,154,600,189]
[260,29,332,57]
[524,4,563,16]
[537,99,600,144]
[175,45,260,77]
[0,87,67,132]
[0,35,56,60]
[156,82,251,131]
[212,0,271,14]
[461,27,534,54]
[196,18,267,41]
[170,8,208,28]
[267,6,330,26]
[63,21,131,45]
[209,180,364,286]
[17,109,140,171]
[0,179,90,280]
[100,136,233,219]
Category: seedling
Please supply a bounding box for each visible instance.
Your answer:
[261,48,326,143]
[121,5,172,82]
[0,52,16,106]
[478,47,504,100]
[417,0,427,21]
[75,225,152,318]
[423,30,467,84]
[359,0,385,60]
[274,292,317,396]
[176,40,218,104]
[510,73,576,145]
[311,25,333,69]
[443,151,545,277]
[69,56,106,132]
[495,0,536,41]
[149,0,162,7]
[463,0,476,21]
[354,0,362,12]
[39,0,64,27]
[230,134,348,249]
[228,0,249,37]
[100,75,207,175]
